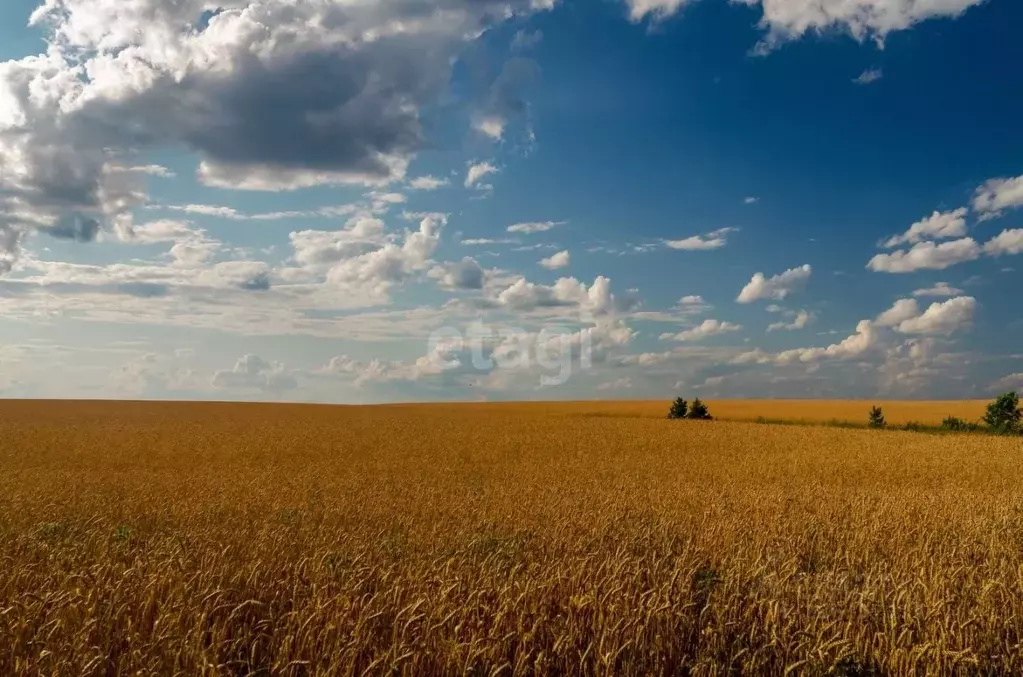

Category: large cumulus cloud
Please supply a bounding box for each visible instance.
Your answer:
[0,0,554,269]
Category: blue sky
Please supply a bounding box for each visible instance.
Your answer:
[1,0,1022,402]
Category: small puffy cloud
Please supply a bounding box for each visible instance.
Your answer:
[736,264,812,303]
[212,354,297,393]
[768,309,813,332]
[913,282,963,297]
[875,298,921,327]
[408,176,450,191]
[324,215,446,295]
[678,295,712,315]
[366,192,407,208]
[895,296,976,336]
[630,294,711,322]
[462,237,518,246]
[473,116,507,141]
[170,241,221,268]
[430,257,485,290]
[596,377,633,391]
[289,218,387,270]
[625,0,694,21]
[486,275,629,317]
[465,161,499,188]
[991,373,1023,393]
[873,296,976,336]
[736,319,877,365]
[126,220,201,245]
[661,319,741,342]
[742,0,986,52]
[853,68,883,85]
[882,208,968,248]
[664,227,736,251]
[109,164,176,178]
[165,204,244,219]
[627,0,985,51]
[867,238,981,273]
[204,261,272,291]
[973,175,1023,219]
[539,250,570,270]
[744,197,759,204]
[983,229,1023,256]
[512,29,544,50]
[287,214,445,298]
[507,220,564,234]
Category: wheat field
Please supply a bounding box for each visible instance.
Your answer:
[2,399,1022,675]
[458,399,991,425]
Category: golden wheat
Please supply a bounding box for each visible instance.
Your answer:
[433,399,991,425]
[1,400,1021,675]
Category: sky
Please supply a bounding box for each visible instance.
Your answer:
[1,0,1022,403]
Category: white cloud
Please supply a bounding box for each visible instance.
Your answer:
[874,296,975,336]
[768,309,813,332]
[465,161,499,188]
[882,208,968,248]
[596,377,633,391]
[983,228,1023,256]
[289,218,388,271]
[630,295,712,323]
[625,0,694,21]
[853,68,882,85]
[429,257,485,290]
[473,116,507,141]
[875,298,921,327]
[0,0,556,266]
[991,373,1023,393]
[973,175,1023,219]
[366,192,407,207]
[484,275,630,317]
[661,319,741,342]
[626,0,984,48]
[170,240,221,268]
[125,220,203,245]
[212,354,297,393]
[736,264,812,303]
[736,319,878,365]
[408,176,450,191]
[867,238,981,273]
[323,215,447,297]
[896,296,976,336]
[166,204,244,219]
[739,0,985,51]
[109,164,176,178]
[462,237,518,246]
[913,282,963,297]
[507,221,564,234]
[664,227,736,251]
[512,29,543,50]
[744,196,759,204]
[539,250,571,270]
[163,203,362,222]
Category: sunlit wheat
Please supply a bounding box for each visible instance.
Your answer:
[1,400,1021,675]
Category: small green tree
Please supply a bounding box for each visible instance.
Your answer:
[687,398,712,420]
[668,397,688,420]
[983,392,1021,434]
[941,416,967,432]
[868,406,886,429]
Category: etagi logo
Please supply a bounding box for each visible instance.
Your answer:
[425,311,597,387]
